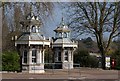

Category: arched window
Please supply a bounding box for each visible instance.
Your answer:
[59,32,62,38]
[32,25,36,32]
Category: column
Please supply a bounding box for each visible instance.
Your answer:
[42,49,45,63]
[28,46,32,72]
[29,46,32,65]
[71,50,73,62]
[30,25,32,32]
[36,26,38,33]
[67,32,69,38]
[68,50,71,62]
[62,32,63,38]
[61,49,64,62]
[39,49,42,63]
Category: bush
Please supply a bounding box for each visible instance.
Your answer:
[2,51,20,72]
[111,50,120,70]
[74,49,99,68]
[88,55,99,68]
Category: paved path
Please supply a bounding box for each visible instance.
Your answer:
[1,68,120,80]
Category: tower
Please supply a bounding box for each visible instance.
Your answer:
[52,18,77,69]
[15,13,50,73]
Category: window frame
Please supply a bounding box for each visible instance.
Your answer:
[32,49,37,63]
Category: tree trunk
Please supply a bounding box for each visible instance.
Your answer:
[99,45,106,70]
[101,52,106,70]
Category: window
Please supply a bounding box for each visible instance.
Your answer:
[32,50,37,63]
[65,51,68,61]
[58,52,61,61]
[63,32,67,38]
[55,32,59,38]
[59,33,62,38]
[23,50,27,63]
[38,27,41,32]
[32,26,36,32]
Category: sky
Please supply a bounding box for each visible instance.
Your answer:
[41,2,109,41]
[42,3,63,38]
[42,3,95,40]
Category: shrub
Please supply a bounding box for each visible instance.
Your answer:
[111,50,120,70]
[2,51,20,72]
[74,49,99,68]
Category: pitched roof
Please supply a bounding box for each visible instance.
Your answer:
[18,33,45,41]
[54,26,70,32]
[52,38,77,48]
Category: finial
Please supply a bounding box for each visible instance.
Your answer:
[61,10,65,26]
[62,17,64,22]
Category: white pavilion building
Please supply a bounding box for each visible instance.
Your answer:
[15,13,50,73]
[52,18,77,69]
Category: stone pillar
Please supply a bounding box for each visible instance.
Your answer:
[29,46,32,64]
[71,50,73,62]
[39,49,42,63]
[29,46,32,72]
[67,33,69,38]
[30,25,32,32]
[36,26,38,33]
[68,50,71,62]
[37,49,40,64]
[62,49,64,62]
[42,49,45,63]
[62,32,64,38]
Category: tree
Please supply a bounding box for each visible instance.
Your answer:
[74,49,89,67]
[82,37,94,48]
[1,2,54,51]
[2,51,20,72]
[44,48,54,69]
[45,48,53,63]
[68,2,120,69]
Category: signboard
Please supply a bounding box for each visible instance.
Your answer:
[105,57,110,68]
